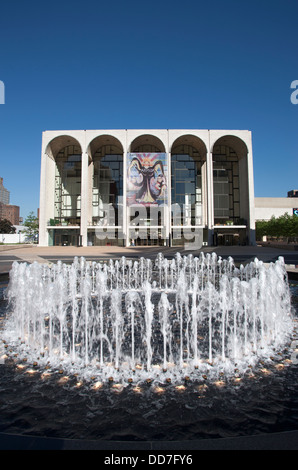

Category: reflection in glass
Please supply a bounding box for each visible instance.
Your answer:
[90,145,123,246]
[92,151,123,226]
[54,145,81,225]
[213,145,240,224]
[171,148,202,227]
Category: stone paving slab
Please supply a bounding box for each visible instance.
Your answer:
[1,429,298,450]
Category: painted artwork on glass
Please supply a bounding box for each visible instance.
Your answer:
[127,153,167,206]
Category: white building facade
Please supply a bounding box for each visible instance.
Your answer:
[39,129,256,248]
[255,197,298,221]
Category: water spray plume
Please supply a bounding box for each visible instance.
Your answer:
[3,253,294,385]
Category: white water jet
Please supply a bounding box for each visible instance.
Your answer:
[3,253,294,384]
[143,280,154,372]
[158,291,173,370]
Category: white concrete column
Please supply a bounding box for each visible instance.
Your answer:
[38,152,48,246]
[165,130,171,246]
[246,136,256,245]
[39,151,55,246]
[88,159,93,227]
[201,160,208,227]
[206,150,214,245]
[80,151,89,246]
[167,150,172,246]
[123,132,129,247]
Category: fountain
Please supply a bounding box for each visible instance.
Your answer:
[2,252,294,386]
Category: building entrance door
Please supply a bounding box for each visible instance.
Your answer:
[134,228,164,246]
[54,229,80,246]
[129,228,165,247]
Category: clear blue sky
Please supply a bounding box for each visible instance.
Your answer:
[0,0,297,221]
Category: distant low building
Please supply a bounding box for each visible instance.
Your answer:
[0,177,21,225]
[0,202,20,225]
[255,197,298,221]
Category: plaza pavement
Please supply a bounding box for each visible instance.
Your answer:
[0,243,297,278]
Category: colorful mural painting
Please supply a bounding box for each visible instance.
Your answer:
[127,153,167,206]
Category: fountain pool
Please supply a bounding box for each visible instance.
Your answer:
[0,253,297,442]
[3,252,294,384]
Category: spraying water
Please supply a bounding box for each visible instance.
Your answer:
[3,253,294,384]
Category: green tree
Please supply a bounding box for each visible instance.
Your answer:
[256,213,298,241]
[0,218,16,234]
[280,213,298,239]
[256,220,267,240]
[23,212,39,238]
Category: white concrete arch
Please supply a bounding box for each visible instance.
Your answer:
[42,131,85,158]
[168,130,209,154]
[211,134,249,159]
[85,130,127,157]
[87,134,124,157]
[127,130,167,153]
[209,130,251,156]
[170,133,208,158]
[86,133,125,242]
[170,133,209,236]
[210,132,255,246]
[39,133,85,246]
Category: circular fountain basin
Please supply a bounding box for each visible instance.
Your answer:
[0,253,297,444]
[3,252,294,384]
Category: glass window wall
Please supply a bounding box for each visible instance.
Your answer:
[54,145,82,225]
[171,145,203,227]
[213,145,240,224]
[92,145,123,230]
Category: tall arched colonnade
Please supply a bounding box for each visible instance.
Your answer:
[39,129,255,248]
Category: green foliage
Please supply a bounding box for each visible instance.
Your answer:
[256,213,298,240]
[23,211,39,236]
[0,218,16,234]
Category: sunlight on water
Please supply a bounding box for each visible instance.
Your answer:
[2,252,294,385]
